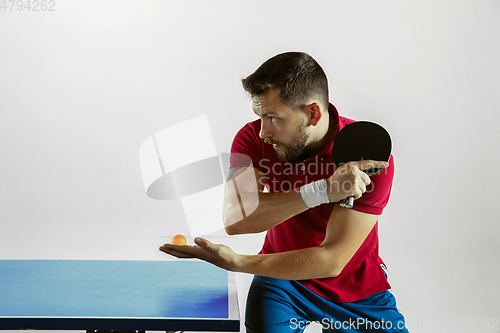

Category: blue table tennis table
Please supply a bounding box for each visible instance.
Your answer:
[0,260,240,332]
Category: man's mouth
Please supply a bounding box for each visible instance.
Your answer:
[266,139,279,146]
[265,139,283,149]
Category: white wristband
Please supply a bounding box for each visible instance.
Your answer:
[300,179,330,208]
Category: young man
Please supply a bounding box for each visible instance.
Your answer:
[160,52,409,332]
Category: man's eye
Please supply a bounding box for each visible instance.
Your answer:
[270,117,278,122]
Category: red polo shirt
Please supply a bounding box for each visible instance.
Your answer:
[229,104,394,303]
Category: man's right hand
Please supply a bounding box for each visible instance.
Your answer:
[327,160,389,203]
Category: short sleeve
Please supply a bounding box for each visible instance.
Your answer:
[229,120,266,173]
[351,155,395,215]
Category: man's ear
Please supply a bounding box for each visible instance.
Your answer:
[307,103,322,126]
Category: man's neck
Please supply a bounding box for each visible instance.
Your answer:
[301,111,337,161]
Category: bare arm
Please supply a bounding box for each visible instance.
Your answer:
[234,204,379,279]
[159,204,379,280]
[223,160,388,235]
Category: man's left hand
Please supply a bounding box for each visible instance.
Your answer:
[159,238,242,272]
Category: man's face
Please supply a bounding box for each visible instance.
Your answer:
[252,89,310,163]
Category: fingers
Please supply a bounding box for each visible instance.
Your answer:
[159,238,215,260]
[354,173,369,199]
[194,237,210,248]
[351,160,389,172]
[194,238,218,255]
[328,160,387,203]
[359,171,370,189]
[346,163,370,199]
[159,244,199,258]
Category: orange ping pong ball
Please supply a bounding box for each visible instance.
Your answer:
[171,234,187,246]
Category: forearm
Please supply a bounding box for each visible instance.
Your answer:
[224,188,309,235]
[235,245,340,280]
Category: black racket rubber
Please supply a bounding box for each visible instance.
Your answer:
[332,121,392,208]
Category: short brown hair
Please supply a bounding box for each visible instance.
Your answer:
[242,52,329,111]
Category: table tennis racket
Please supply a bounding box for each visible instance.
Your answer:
[332,121,392,208]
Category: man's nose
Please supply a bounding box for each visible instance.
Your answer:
[259,122,272,140]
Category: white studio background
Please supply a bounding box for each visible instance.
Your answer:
[1,1,499,333]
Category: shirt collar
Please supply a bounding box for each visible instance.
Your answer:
[316,103,341,158]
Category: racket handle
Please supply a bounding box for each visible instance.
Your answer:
[340,196,354,209]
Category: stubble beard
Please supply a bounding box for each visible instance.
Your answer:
[265,121,309,163]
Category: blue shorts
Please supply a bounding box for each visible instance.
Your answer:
[245,267,409,332]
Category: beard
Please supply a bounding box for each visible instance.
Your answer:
[264,121,309,163]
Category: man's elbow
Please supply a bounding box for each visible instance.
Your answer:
[322,259,343,278]
[222,200,264,235]
[319,247,345,278]
[224,222,238,236]
[223,214,261,235]
[327,266,342,278]
[222,209,245,235]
